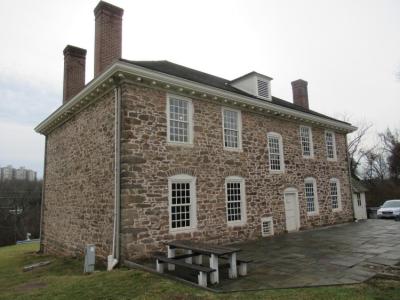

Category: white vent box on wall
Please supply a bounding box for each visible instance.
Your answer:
[261,216,274,237]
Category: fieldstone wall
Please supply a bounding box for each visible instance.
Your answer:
[42,90,115,260]
[119,82,353,260]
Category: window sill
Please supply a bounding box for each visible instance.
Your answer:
[327,158,337,162]
[227,220,246,227]
[302,155,314,159]
[307,212,319,217]
[269,169,285,174]
[332,208,342,212]
[167,142,194,148]
[169,227,197,234]
[223,146,243,152]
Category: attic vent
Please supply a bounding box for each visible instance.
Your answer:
[257,79,270,99]
[261,217,274,237]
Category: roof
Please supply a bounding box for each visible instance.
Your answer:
[120,59,351,126]
[351,178,368,193]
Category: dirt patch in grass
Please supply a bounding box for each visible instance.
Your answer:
[17,281,47,292]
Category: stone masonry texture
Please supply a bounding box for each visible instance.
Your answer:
[42,80,353,261]
[42,90,115,259]
[119,82,353,261]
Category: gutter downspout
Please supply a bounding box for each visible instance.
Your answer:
[108,86,121,270]
[38,136,47,253]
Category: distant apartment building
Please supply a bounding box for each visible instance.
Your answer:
[15,167,27,180]
[26,170,37,182]
[0,165,14,180]
[0,165,37,181]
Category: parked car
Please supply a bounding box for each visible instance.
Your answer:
[377,200,400,219]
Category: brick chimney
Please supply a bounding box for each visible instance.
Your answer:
[291,79,309,109]
[63,45,87,104]
[94,1,124,77]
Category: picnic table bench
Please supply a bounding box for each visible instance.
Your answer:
[155,240,249,287]
[155,255,215,287]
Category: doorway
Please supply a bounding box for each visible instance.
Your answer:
[284,188,300,232]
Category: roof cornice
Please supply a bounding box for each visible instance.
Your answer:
[35,61,357,135]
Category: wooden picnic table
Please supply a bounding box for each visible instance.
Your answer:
[165,240,242,284]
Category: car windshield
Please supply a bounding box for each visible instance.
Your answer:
[382,200,400,208]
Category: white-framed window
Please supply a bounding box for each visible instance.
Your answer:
[168,174,197,232]
[222,107,242,150]
[325,131,337,161]
[225,176,247,226]
[329,178,342,211]
[267,132,284,173]
[300,126,314,158]
[261,216,274,237]
[167,94,193,145]
[304,177,319,215]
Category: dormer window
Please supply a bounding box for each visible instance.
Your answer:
[230,72,272,101]
[257,79,270,99]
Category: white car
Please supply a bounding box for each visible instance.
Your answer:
[377,200,400,219]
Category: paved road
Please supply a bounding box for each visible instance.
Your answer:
[218,219,400,290]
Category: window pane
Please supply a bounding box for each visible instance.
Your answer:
[171,180,191,229]
[326,132,335,159]
[226,182,242,222]
[169,98,189,143]
[268,136,282,170]
[305,181,316,212]
[223,110,239,148]
[330,181,339,209]
[300,127,311,157]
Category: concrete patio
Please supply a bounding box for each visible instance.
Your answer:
[135,219,400,291]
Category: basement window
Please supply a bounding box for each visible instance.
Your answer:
[261,217,274,237]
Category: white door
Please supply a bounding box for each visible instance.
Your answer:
[284,191,300,232]
[353,192,367,220]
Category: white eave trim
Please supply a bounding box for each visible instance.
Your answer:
[35,61,357,134]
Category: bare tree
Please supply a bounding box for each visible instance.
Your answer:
[363,148,388,181]
[379,128,400,179]
[347,122,372,177]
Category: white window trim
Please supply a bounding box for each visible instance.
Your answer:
[222,107,242,151]
[325,130,337,161]
[304,177,319,216]
[225,176,247,226]
[168,174,197,233]
[267,132,285,173]
[300,126,314,159]
[330,178,342,212]
[166,93,194,146]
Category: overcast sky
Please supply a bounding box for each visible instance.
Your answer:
[0,0,399,178]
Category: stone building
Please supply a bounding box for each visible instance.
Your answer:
[35,1,357,267]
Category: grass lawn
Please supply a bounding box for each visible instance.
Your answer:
[0,243,399,300]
